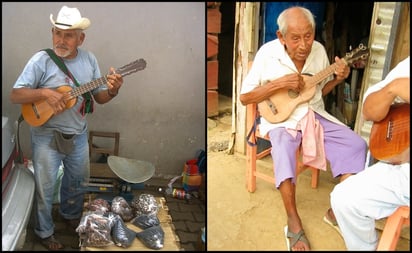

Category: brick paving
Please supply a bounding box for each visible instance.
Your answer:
[17,178,206,251]
[165,194,206,251]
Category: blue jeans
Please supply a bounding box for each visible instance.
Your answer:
[31,130,89,239]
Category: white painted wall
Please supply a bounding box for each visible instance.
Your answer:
[2,2,205,178]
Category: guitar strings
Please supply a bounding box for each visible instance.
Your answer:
[275,58,339,87]
[64,60,145,99]
[68,76,108,98]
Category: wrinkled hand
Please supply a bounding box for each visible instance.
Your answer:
[46,89,67,115]
[280,73,305,92]
[106,67,124,95]
[334,56,350,81]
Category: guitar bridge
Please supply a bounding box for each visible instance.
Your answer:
[32,103,40,119]
[265,100,278,115]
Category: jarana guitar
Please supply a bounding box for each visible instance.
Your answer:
[22,58,146,127]
[258,44,369,123]
[369,103,410,164]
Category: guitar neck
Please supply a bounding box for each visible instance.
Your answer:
[70,76,108,97]
[68,58,147,98]
[305,62,339,87]
[300,44,368,88]
[21,58,146,127]
[257,44,368,124]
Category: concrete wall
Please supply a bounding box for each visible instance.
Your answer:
[2,2,205,178]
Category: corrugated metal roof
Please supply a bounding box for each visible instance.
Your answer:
[354,2,402,143]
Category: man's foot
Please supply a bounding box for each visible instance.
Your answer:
[39,235,64,251]
[323,208,343,237]
[284,225,310,251]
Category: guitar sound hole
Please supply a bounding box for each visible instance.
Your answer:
[288,89,299,98]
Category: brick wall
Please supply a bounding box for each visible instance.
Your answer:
[207,2,221,117]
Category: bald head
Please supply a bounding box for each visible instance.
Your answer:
[277,6,315,36]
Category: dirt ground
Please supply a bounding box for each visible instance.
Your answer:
[206,95,410,251]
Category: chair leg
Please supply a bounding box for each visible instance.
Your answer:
[310,167,319,189]
[246,143,257,192]
[377,206,410,251]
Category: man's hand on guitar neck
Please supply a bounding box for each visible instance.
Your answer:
[106,67,123,97]
[333,56,350,82]
[322,57,351,97]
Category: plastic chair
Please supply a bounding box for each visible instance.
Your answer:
[245,102,320,192]
[377,205,410,251]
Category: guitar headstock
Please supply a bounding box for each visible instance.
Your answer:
[343,44,370,66]
[116,58,147,77]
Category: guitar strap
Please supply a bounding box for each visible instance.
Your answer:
[246,111,260,147]
[43,48,94,115]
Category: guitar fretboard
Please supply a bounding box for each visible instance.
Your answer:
[65,58,146,99]
[69,76,108,98]
[306,62,339,87]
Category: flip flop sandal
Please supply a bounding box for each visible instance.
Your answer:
[323,208,343,237]
[40,235,65,251]
[284,225,310,251]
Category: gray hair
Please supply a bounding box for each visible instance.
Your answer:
[277,6,316,35]
[52,27,84,35]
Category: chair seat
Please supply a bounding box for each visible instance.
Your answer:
[245,103,320,192]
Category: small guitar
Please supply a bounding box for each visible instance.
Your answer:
[369,103,410,164]
[22,58,146,127]
[258,44,369,123]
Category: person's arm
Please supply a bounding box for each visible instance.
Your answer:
[363,77,410,122]
[322,56,350,96]
[322,78,344,96]
[94,67,124,104]
[10,87,49,104]
[10,87,67,114]
[239,73,304,105]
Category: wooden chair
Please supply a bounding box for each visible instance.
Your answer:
[246,102,320,192]
[89,130,120,179]
[377,205,410,251]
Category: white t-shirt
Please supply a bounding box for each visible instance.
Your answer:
[13,48,106,134]
[363,56,410,104]
[241,39,345,136]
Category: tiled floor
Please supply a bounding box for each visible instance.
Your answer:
[17,178,205,251]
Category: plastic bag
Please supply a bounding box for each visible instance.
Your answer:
[136,225,165,249]
[111,196,134,222]
[76,212,114,247]
[131,214,160,229]
[87,198,111,214]
[111,214,136,248]
[130,193,158,217]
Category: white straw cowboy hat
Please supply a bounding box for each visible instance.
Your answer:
[50,6,90,30]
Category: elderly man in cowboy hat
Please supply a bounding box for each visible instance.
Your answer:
[10,5,123,250]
